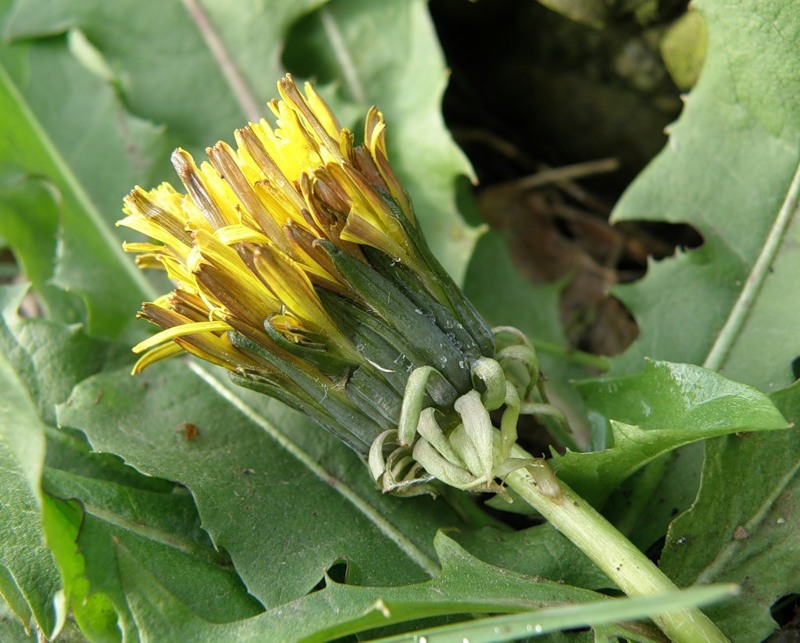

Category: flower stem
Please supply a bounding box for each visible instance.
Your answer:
[530,338,611,371]
[505,445,729,643]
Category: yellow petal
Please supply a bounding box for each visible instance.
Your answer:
[302,80,341,140]
[158,254,197,288]
[122,241,166,254]
[117,212,187,256]
[362,111,414,224]
[133,254,166,270]
[214,224,268,246]
[132,320,233,354]
[191,229,256,285]
[340,210,405,260]
[131,341,185,375]
[171,149,229,230]
[253,247,351,352]
[175,331,264,372]
[190,230,282,330]
[277,76,343,166]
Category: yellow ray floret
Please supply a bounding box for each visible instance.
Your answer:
[251,246,351,352]
[132,320,234,354]
[119,73,426,373]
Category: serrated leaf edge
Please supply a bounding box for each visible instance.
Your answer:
[0,64,157,303]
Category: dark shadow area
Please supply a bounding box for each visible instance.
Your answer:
[309,558,350,593]
[791,356,800,380]
[430,0,687,193]
[769,594,800,641]
[430,0,702,357]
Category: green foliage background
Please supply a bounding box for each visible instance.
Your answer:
[0,0,798,641]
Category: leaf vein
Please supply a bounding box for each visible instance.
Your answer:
[319,7,366,104]
[695,458,800,585]
[81,501,220,564]
[188,362,440,577]
[180,0,262,122]
[703,161,800,370]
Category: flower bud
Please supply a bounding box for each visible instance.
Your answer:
[119,75,539,496]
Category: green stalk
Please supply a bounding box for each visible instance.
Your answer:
[529,338,611,371]
[505,444,729,643]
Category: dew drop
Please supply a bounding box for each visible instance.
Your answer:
[415,308,423,315]
[534,624,543,633]
[440,356,448,366]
